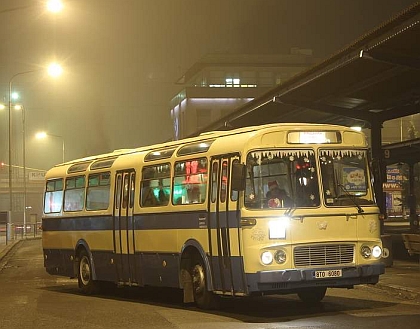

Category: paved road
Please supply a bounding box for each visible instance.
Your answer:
[0,239,419,329]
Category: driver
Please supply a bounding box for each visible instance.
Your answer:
[266,181,292,208]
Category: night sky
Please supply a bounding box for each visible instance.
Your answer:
[0,0,417,170]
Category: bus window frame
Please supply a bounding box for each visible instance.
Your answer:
[86,172,111,211]
[63,175,86,212]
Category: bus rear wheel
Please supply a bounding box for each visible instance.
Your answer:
[297,287,327,303]
[78,250,97,295]
[191,258,218,309]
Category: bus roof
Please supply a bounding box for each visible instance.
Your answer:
[49,122,360,171]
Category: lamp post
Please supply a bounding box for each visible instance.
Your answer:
[35,132,65,163]
[8,63,63,232]
[13,104,27,235]
[8,70,37,231]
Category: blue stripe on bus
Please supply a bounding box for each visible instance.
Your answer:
[44,247,246,293]
[42,216,114,231]
[42,210,241,231]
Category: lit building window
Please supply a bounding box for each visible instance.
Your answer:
[226,78,240,87]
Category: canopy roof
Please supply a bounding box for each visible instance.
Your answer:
[196,3,420,134]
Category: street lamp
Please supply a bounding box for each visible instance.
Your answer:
[46,0,64,13]
[0,0,64,14]
[14,105,27,235]
[35,131,65,163]
[8,63,62,233]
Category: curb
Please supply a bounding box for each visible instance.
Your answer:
[0,237,41,263]
[0,239,23,262]
[372,282,419,302]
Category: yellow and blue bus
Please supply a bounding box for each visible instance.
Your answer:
[42,123,384,309]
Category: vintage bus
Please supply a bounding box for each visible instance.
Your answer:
[42,123,385,309]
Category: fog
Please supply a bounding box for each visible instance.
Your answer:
[0,0,417,170]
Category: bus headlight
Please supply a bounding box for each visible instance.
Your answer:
[261,251,273,265]
[372,245,382,258]
[361,245,372,259]
[274,250,287,264]
[269,216,290,239]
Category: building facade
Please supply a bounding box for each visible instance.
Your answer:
[170,49,319,139]
[0,164,45,226]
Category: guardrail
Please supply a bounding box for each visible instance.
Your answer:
[0,222,42,245]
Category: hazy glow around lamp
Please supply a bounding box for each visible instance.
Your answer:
[47,0,64,13]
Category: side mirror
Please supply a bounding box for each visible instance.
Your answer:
[231,163,246,191]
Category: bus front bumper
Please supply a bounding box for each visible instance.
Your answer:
[246,263,385,294]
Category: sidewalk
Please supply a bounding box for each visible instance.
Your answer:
[0,235,27,262]
[374,258,420,301]
[0,235,419,302]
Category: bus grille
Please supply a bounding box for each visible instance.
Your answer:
[294,244,354,267]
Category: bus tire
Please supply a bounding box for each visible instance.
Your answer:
[297,287,327,304]
[78,249,97,295]
[191,257,218,309]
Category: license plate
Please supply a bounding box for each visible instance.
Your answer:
[314,269,342,279]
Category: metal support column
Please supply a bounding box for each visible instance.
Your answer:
[370,120,386,233]
[408,163,419,232]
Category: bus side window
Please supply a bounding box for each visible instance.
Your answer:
[115,175,122,209]
[220,160,228,203]
[122,174,129,209]
[86,172,111,211]
[211,162,218,203]
[64,176,86,212]
[173,158,208,205]
[44,178,64,213]
[129,173,135,208]
[141,164,171,207]
[231,159,239,201]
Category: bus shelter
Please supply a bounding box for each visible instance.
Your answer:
[195,3,420,234]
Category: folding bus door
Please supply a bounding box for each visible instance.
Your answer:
[208,155,245,295]
[113,170,138,284]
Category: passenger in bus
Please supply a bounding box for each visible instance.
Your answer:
[266,180,293,208]
[158,182,169,205]
[141,181,159,207]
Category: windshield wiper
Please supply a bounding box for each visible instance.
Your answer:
[337,183,364,214]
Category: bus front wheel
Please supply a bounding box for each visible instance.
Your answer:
[297,287,327,303]
[78,249,97,295]
[191,258,218,309]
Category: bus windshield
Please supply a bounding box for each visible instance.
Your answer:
[245,149,320,209]
[320,149,375,206]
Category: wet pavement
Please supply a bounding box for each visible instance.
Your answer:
[1,233,419,302]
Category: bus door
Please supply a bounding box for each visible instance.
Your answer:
[113,170,137,284]
[209,155,245,295]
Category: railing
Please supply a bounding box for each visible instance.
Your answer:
[0,222,42,245]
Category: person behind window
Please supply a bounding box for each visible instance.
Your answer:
[158,180,169,205]
[266,180,292,208]
[141,181,159,207]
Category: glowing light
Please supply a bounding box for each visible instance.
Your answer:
[47,0,64,13]
[48,63,63,78]
[36,132,48,139]
[261,251,273,265]
[372,245,382,258]
[190,98,254,103]
[269,216,290,239]
[300,131,327,143]
[11,92,19,100]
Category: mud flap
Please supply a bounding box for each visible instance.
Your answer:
[181,268,194,303]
